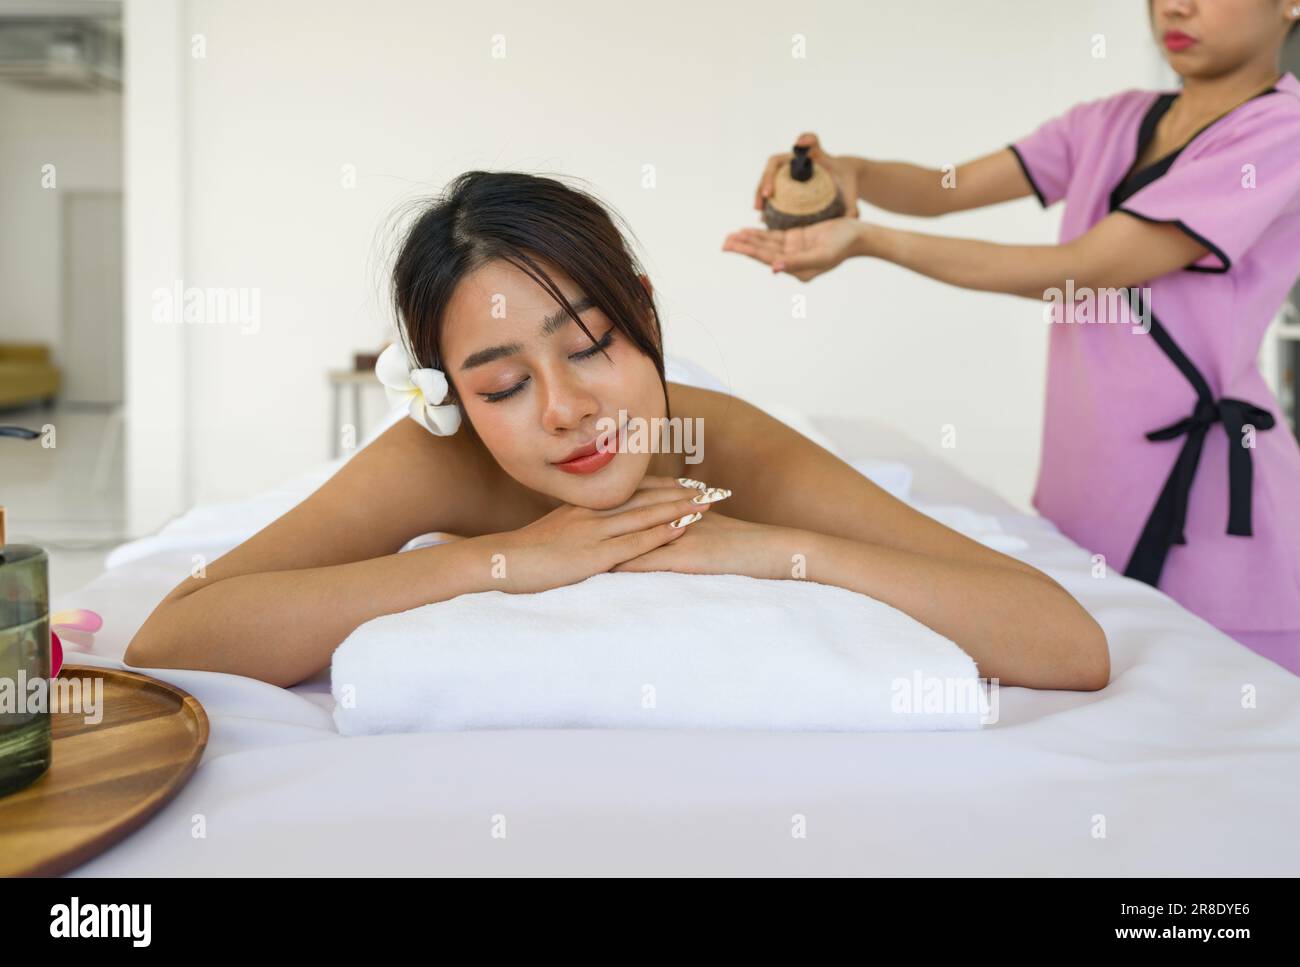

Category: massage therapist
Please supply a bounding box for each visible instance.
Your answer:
[723,1,1300,673]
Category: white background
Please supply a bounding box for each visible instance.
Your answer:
[124,0,1170,529]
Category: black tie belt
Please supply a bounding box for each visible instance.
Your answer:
[1122,288,1276,587]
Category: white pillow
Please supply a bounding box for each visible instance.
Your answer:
[331,571,989,734]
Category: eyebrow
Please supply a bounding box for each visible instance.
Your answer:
[458,296,596,371]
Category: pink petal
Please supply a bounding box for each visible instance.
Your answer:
[50,608,102,633]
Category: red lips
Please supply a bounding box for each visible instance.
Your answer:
[1163,30,1196,52]
[553,424,620,475]
[556,436,601,464]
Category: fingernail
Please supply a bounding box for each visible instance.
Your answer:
[677,477,708,489]
[691,487,731,504]
[670,511,703,529]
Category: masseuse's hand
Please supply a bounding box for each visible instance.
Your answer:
[493,476,714,594]
[754,132,862,217]
[611,508,803,582]
[722,216,866,282]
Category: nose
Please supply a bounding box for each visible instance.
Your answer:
[1156,0,1193,19]
[538,366,600,436]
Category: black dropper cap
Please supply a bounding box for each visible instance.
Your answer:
[790,144,814,182]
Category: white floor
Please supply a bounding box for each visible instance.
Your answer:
[1,402,126,601]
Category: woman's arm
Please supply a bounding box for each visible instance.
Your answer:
[857,209,1211,297]
[851,148,1038,217]
[726,207,1210,291]
[123,417,706,687]
[780,528,1108,691]
[642,387,1110,691]
[122,417,504,686]
[754,135,1035,218]
[126,537,512,688]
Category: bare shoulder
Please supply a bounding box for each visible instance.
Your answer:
[155,415,500,608]
[665,380,811,480]
[319,415,508,538]
[665,380,765,449]
[667,380,1045,578]
[666,380,740,419]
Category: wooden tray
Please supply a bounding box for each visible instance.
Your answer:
[0,663,209,876]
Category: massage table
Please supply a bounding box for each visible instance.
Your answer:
[52,413,1300,875]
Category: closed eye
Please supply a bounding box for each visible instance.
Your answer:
[479,328,616,403]
[571,326,615,360]
[481,380,527,403]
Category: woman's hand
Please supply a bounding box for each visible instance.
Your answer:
[611,509,804,581]
[722,217,869,282]
[754,132,862,217]
[492,476,717,594]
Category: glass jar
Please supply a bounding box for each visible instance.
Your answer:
[0,544,51,798]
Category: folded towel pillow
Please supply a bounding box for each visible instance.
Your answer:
[331,571,988,735]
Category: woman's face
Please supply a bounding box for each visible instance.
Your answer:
[1150,1,1295,77]
[439,257,666,510]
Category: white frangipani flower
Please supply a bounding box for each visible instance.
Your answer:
[375,342,461,436]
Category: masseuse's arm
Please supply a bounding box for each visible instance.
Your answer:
[755,135,1037,218]
[853,209,1210,298]
[855,150,1037,216]
[727,195,1209,295]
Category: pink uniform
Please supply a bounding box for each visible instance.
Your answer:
[1010,72,1300,672]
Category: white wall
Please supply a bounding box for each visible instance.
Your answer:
[150,0,1165,513]
[124,0,186,536]
[0,83,121,351]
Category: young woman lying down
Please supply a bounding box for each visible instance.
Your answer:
[124,171,1109,692]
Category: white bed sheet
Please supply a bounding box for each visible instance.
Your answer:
[52,415,1300,876]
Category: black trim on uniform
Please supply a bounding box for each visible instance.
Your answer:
[1120,290,1277,586]
[1109,84,1280,275]
[1107,86,1285,586]
[1115,206,1232,273]
[1109,93,1179,209]
[1007,143,1048,207]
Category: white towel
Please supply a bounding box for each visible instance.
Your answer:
[331,571,988,735]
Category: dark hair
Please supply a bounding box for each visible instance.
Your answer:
[389,171,667,425]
